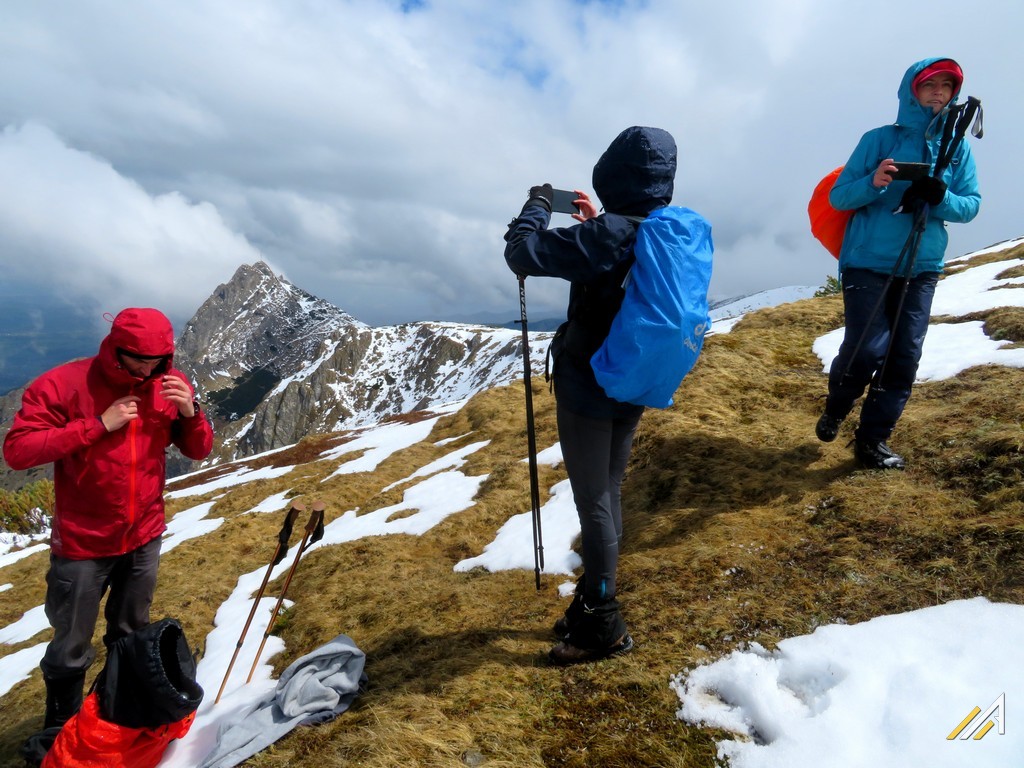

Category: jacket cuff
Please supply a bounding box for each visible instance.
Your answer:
[88,416,108,440]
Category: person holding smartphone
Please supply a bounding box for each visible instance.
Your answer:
[4,307,213,760]
[815,58,981,469]
[503,126,680,664]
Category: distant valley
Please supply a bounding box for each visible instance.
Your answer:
[0,290,104,395]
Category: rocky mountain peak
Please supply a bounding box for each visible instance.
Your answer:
[175,261,362,401]
[170,261,550,467]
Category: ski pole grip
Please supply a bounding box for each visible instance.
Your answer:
[963,96,983,138]
[304,506,321,534]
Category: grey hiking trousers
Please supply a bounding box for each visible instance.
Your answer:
[40,536,161,679]
[556,403,642,605]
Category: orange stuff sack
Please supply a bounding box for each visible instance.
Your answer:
[808,166,852,259]
[41,692,195,768]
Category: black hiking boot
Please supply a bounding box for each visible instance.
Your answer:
[553,576,586,639]
[20,727,63,767]
[548,632,634,665]
[854,439,906,470]
[43,672,85,729]
[548,598,632,666]
[815,411,844,442]
[21,672,85,766]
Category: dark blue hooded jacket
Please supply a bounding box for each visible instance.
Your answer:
[504,126,676,417]
[830,57,980,276]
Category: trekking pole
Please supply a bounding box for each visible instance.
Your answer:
[245,500,326,684]
[836,226,918,385]
[214,502,304,704]
[517,276,545,591]
[872,205,929,388]
[935,97,983,170]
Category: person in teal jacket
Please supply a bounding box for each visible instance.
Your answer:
[816,57,981,469]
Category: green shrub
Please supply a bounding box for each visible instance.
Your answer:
[814,274,841,297]
[0,480,54,534]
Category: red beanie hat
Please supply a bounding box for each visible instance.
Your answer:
[912,59,963,99]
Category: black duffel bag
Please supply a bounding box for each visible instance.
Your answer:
[97,617,204,728]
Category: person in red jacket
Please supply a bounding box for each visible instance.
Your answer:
[3,307,214,745]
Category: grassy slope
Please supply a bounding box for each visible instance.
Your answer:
[1,247,1022,767]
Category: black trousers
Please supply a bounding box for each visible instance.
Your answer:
[828,268,939,442]
[556,403,642,605]
[40,536,161,679]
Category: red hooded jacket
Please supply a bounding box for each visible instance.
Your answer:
[3,308,214,559]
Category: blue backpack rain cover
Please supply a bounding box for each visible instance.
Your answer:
[591,206,713,408]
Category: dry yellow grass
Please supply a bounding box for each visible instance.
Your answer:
[2,248,1023,767]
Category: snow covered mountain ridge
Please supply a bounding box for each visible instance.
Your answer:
[710,286,821,321]
[0,261,821,488]
[177,264,829,468]
[174,262,553,466]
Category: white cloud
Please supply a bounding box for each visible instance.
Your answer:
[0,0,1019,326]
[0,123,259,320]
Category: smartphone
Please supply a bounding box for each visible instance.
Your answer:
[890,162,931,182]
[550,188,580,214]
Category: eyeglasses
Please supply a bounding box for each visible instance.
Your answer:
[117,348,167,363]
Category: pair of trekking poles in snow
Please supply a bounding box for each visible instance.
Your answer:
[214,500,326,704]
[838,96,983,388]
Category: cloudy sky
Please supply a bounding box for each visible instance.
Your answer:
[0,0,1020,331]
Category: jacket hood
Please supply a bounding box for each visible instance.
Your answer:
[896,57,963,130]
[98,307,175,383]
[592,126,676,216]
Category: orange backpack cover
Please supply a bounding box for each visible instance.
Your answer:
[808,166,852,259]
[41,692,195,768]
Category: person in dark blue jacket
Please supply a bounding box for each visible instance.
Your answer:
[504,126,677,664]
[816,57,981,469]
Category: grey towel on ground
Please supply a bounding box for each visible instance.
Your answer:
[198,633,367,768]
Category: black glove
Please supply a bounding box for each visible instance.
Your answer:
[525,183,554,213]
[898,176,947,211]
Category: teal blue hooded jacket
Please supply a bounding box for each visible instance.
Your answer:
[829,57,980,276]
